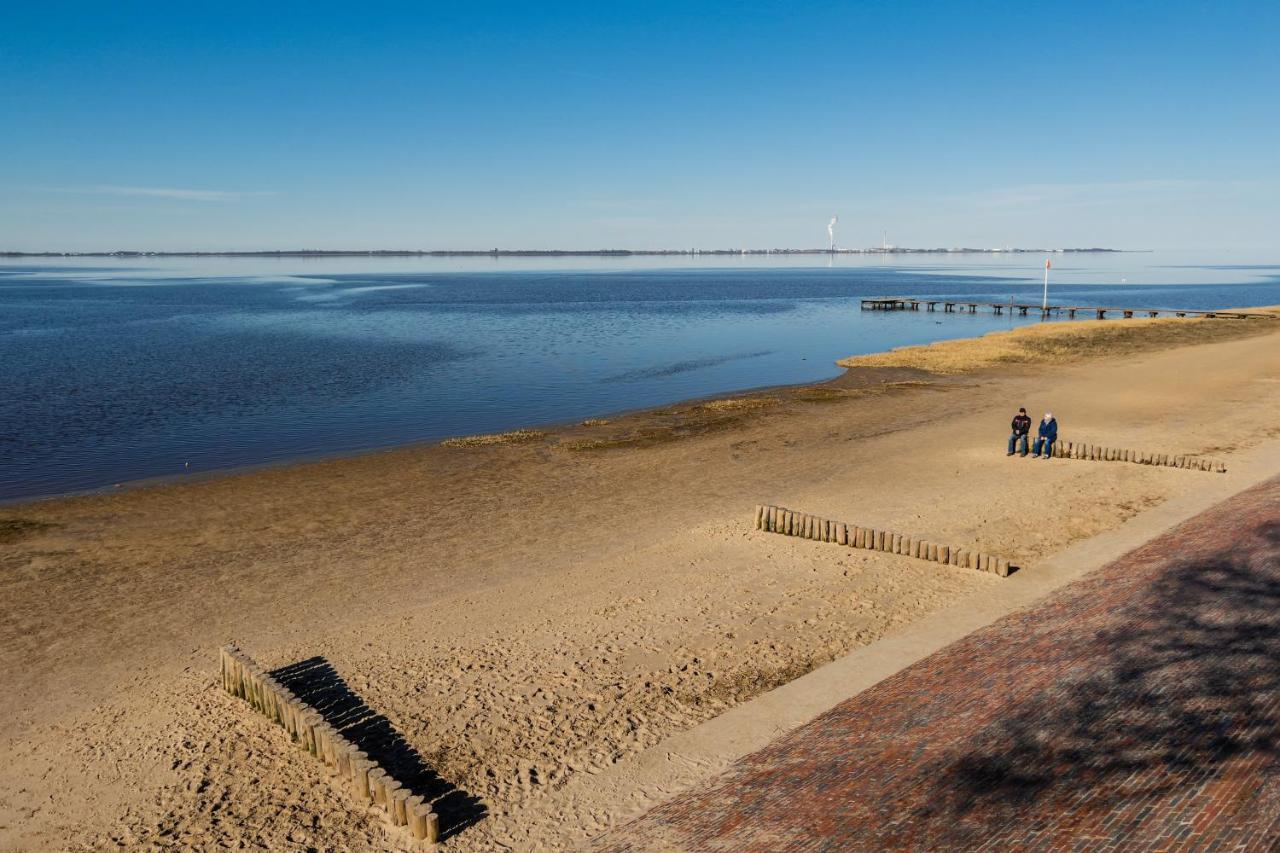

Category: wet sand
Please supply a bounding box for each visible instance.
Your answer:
[1,314,1278,850]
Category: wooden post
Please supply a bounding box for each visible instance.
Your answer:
[410,803,430,840]
[754,505,763,530]
[382,779,403,822]
[938,544,950,564]
[352,758,373,803]
[368,768,388,807]
[837,523,848,546]
[393,788,412,826]
[336,743,353,779]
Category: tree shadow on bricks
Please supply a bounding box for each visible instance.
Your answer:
[908,517,1280,840]
[270,656,487,840]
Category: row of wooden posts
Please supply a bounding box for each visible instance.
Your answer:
[1052,440,1225,472]
[219,645,440,845]
[754,505,1012,578]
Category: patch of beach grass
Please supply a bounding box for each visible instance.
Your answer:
[838,316,1278,375]
[0,517,55,544]
[694,396,781,412]
[440,429,547,448]
[564,399,781,452]
[580,418,611,427]
[563,429,677,452]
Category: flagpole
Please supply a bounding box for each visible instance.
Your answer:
[1042,258,1050,311]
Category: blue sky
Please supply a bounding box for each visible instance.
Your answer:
[2,1,1278,251]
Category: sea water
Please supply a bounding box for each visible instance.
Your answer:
[2,252,1276,502]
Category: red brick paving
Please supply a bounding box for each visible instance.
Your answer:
[604,477,1280,851]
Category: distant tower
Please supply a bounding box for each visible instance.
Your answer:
[882,231,888,252]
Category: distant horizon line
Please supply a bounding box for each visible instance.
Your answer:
[2,247,1128,258]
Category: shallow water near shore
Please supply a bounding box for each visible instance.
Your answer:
[2,251,1277,502]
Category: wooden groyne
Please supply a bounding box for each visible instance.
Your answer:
[754,504,1013,577]
[861,297,1275,320]
[1051,441,1226,472]
[219,645,440,845]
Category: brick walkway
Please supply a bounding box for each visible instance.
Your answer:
[604,477,1280,851]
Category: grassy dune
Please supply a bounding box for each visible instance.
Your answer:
[838,313,1279,375]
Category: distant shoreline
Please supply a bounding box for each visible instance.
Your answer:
[1,247,1125,258]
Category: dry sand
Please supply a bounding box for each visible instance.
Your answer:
[1,314,1279,850]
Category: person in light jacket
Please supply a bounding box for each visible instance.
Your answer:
[1032,412,1058,459]
[1007,407,1032,457]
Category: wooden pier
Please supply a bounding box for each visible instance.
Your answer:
[860,298,1275,320]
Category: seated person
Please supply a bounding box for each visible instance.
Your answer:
[1032,412,1058,459]
[1008,407,1031,456]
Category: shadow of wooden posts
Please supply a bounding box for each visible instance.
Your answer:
[270,656,487,841]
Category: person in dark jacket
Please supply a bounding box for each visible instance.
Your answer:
[1007,407,1032,456]
[1032,411,1058,459]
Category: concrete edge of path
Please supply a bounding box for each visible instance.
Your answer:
[521,436,1280,850]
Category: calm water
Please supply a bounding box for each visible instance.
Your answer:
[3,252,1277,503]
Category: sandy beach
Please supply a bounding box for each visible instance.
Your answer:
[2,314,1279,851]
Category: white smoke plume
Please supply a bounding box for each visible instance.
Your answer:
[828,216,838,249]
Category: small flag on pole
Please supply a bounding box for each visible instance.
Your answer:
[1045,259,1052,270]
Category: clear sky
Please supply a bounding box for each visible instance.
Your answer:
[2,1,1278,252]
